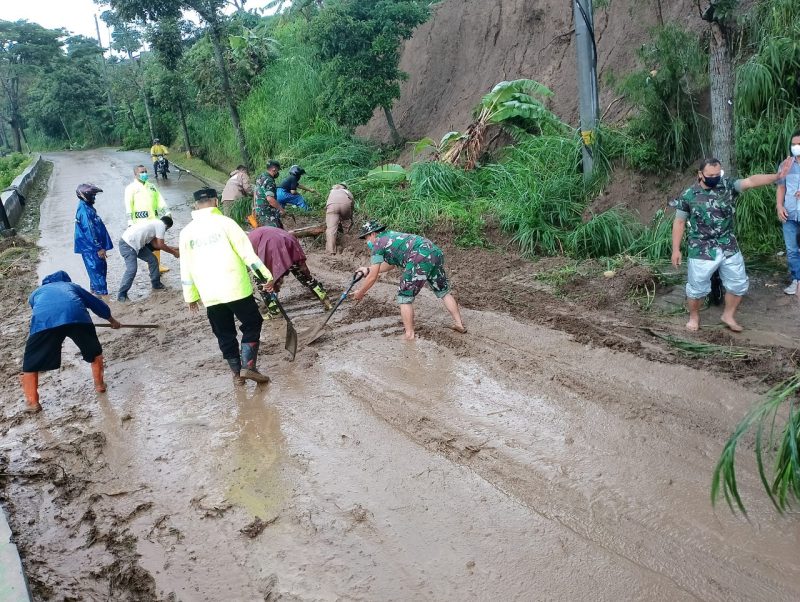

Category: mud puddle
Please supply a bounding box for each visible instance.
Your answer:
[2,150,800,600]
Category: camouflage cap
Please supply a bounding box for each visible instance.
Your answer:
[358,220,386,239]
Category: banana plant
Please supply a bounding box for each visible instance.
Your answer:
[409,131,466,161]
[441,79,563,170]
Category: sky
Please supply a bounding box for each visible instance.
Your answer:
[3,0,109,41]
[2,0,273,50]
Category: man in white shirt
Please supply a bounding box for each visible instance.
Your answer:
[117,216,179,302]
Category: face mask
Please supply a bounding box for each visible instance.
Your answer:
[80,195,95,206]
[367,241,374,250]
[791,144,800,157]
[139,173,149,183]
[703,175,721,189]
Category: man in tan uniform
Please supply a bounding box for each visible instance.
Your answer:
[221,165,253,217]
[325,183,354,254]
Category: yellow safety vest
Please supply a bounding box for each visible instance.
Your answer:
[124,180,169,224]
[179,207,272,306]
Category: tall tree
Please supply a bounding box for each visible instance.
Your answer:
[148,18,193,154]
[307,0,430,146]
[101,9,156,140]
[106,0,252,168]
[701,0,737,174]
[0,20,64,151]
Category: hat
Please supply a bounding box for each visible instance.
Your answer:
[358,220,386,239]
[193,188,218,201]
[42,271,72,285]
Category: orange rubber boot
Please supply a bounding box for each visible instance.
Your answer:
[91,355,107,392]
[20,372,41,413]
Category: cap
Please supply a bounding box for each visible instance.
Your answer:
[193,188,218,201]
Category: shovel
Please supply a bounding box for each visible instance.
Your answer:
[255,277,298,361]
[95,323,160,329]
[303,271,365,346]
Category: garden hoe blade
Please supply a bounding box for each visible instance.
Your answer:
[271,294,298,361]
[255,278,297,361]
[304,271,364,346]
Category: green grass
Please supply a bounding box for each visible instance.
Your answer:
[0,153,33,190]
[170,156,229,188]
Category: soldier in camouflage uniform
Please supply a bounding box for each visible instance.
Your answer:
[352,220,466,340]
[671,156,793,332]
[253,160,285,229]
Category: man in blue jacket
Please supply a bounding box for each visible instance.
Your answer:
[74,184,113,297]
[20,271,121,413]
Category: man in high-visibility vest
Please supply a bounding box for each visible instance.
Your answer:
[123,164,171,273]
[180,187,275,385]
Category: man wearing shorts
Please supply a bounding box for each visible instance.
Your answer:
[352,220,466,340]
[20,271,121,413]
[671,156,793,332]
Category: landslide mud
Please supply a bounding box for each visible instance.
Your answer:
[2,150,800,600]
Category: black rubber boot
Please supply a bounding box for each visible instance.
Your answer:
[226,357,245,386]
[240,342,269,384]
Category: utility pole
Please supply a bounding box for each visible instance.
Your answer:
[94,14,116,132]
[573,0,599,181]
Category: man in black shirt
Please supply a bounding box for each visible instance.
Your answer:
[277,165,317,210]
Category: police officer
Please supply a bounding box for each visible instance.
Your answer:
[180,188,275,385]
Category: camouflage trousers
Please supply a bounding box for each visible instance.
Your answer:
[396,246,450,304]
[255,206,284,230]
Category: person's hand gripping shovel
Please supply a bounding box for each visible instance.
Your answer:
[302,270,365,346]
[255,275,298,361]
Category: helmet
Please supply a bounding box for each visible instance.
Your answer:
[358,220,386,239]
[77,183,103,202]
[289,165,305,177]
[153,138,160,143]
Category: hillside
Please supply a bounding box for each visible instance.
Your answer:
[359,0,700,144]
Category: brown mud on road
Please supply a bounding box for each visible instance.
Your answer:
[2,150,800,600]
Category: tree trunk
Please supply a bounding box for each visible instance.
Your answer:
[128,51,155,141]
[141,88,155,141]
[177,97,192,156]
[10,117,22,153]
[709,21,735,174]
[383,105,402,147]
[0,121,8,149]
[124,99,138,128]
[208,18,251,170]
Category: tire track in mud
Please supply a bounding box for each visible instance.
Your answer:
[318,310,800,601]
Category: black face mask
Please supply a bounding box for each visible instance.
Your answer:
[80,195,95,206]
[702,175,721,189]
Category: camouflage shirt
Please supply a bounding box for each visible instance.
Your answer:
[370,230,442,267]
[254,172,279,225]
[670,177,743,260]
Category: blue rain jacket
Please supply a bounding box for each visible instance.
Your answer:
[74,199,113,255]
[28,271,112,335]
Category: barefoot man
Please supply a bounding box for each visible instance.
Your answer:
[671,156,793,332]
[352,220,466,340]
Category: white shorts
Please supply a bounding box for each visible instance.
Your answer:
[686,251,749,299]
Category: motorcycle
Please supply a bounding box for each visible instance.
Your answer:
[154,155,169,180]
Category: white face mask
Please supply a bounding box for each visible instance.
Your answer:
[791,144,800,157]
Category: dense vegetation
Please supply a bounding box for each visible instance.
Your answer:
[0,0,798,264]
[0,152,31,189]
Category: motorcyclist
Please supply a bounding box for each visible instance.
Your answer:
[150,138,169,179]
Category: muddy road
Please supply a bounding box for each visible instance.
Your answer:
[1,149,800,601]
